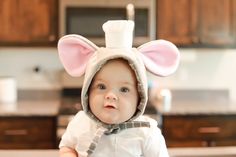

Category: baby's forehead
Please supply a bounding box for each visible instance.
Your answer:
[92,58,137,81]
[100,58,134,73]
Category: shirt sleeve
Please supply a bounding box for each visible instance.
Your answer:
[59,111,90,149]
[143,127,169,157]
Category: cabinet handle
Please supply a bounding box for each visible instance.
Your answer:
[192,36,199,43]
[201,141,208,147]
[48,35,56,41]
[4,129,28,136]
[209,141,216,147]
[198,127,220,134]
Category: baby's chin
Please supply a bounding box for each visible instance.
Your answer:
[101,119,123,125]
[94,112,134,124]
[100,117,130,125]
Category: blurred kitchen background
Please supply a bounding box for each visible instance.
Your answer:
[1,0,236,156]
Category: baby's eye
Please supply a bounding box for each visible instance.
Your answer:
[120,87,129,93]
[97,83,106,90]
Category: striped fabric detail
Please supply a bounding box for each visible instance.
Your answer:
[87,121,150,156]
[104,121,150,135]
[87,127,107,156]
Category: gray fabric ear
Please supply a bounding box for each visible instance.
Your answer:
[138,40,180,76]
[58,34,98,77]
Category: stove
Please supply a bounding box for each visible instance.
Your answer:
[59,88,82,113]
[59,97,82,115]
[57,88,82,140]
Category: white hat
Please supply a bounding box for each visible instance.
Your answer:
[103,20,134,48]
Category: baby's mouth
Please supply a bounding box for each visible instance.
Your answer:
[104,104,116,109]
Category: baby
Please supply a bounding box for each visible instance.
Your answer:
[58,20,179,157]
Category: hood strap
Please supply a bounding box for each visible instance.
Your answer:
[104,121,150,135]
[87,121,150,156]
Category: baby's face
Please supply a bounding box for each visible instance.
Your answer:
[89,59,139,124]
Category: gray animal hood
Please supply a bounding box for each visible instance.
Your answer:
[58,20,180,124]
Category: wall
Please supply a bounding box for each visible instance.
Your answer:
[0,47,236,100]
[0,47,62,90]
[148,49,236,101]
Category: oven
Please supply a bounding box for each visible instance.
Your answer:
[59,0,156,46]
[57,88,82,141]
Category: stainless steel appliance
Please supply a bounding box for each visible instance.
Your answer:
[57,72,83,140]
[59,0,156,46]
[57,88,82,140]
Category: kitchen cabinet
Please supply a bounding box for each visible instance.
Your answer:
[0,116,57,149]
[157,0,197,45]
[157,0,236,47]
[0,0,58,46]
[162,115,236,147]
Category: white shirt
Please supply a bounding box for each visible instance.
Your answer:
[59,111,169,157]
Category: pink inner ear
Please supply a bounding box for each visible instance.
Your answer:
[58,35,97,77]
[143,44,176,67]
[138,40,180,76]
[59,43,93,76]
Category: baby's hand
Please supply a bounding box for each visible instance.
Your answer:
[60,147,78,157]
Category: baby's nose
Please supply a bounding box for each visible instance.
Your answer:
[105,91,118,101]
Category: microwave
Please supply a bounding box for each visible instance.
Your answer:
[59,0,156,46]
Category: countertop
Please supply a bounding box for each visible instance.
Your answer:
[0,150,59,157]
[0,100,60,117]
[168,146,236,157]
[1,147,236,157]
[149,89,236,116]
[2,99,236,117]
[155,100,236,115]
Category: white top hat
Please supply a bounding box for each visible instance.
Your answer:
[102,20,134,48]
